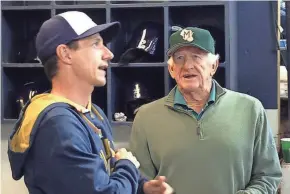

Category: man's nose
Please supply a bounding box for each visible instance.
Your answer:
[102,46,114,61]
[182,58,195,69]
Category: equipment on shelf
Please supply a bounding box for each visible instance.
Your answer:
[16,82,38,114]
[15,77,51,116]
[114,112,127,122]
[119,21,164,65]
[124,82,152,121]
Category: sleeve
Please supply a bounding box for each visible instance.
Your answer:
[137,174,148,194]
[93,104,148,194]
[129,109,157,180]
[236,102,283,194]
[35,114,141,194]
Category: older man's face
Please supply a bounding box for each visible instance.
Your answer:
[168,46,217,92]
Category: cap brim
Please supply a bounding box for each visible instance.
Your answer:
[74,21,121,44]
[119,48,150,65]
[166,43,211,56]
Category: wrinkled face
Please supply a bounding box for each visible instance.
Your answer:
[168,46,218,92]
[57,33,114,87]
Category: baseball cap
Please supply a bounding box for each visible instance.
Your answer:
[119,21,164,64]
[167,27,215,56]
[36,11,121,64]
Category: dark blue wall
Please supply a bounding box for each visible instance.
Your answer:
[236,1,278,109]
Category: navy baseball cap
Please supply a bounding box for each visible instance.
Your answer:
[36,11,121,64]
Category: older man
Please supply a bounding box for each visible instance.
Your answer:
[129,27,282,194]
[7,11,173,194]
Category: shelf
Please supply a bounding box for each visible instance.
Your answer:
[54,4,107,9]
[110,66,165,122]
[1,1,231,124]
[111,121,133,126]
[1,1,52,10]
[110,62,166,67]
[2,67,51,120]
[2,9,51,63]
[2,63,43,68]
[1,61,224,68]
[219,62,226,68]
[1,0,228,10]
[2,119,18,123]
[110,7,165,64]
[1,5,52,10]
[165,1,226,7]
[109,2,164,8]
[55,8,106,24]
[55,1,107,5]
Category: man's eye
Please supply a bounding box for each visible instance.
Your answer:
[193,55,202,60]
[176,56,184,60]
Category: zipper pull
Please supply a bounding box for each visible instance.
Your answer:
[197,123,204,140]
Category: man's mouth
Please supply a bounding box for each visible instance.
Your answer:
[99,65,107,71]
[99,65,108,74]
[183,74,197,79]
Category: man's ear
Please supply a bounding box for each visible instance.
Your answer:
[167,57,175,79]
[56,44,72,65]
[210,61,219,77]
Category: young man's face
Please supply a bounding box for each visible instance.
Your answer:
[69,33,114,87]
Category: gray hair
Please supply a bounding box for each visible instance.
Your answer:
[167,53,220,67]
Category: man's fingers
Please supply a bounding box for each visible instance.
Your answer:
[144,177,174,194]
[156,176,166,182]
[148,179,163,187]
[150,176,167,189]
[164,182,174,194]
[156,176,174,194]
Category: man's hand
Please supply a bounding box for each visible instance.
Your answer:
[115,148,140,168]
[143,176,174,194]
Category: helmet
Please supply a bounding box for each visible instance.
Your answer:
[124,82,151,120]
[119,21,164,65]
[16,78,51,114]
[16,82,39,113]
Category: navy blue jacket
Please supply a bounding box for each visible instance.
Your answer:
[8,93,147,194]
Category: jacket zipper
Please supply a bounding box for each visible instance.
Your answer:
[175,107,204,140]
[175,103,215,140]
[169,89,226,140]
[197,123,204,140]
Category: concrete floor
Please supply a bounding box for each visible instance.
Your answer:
[1,122,131,194]
[2,123,28,194]
[2,122,290,194]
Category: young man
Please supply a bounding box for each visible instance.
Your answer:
[7,11,173,194]
[129,27,282,194]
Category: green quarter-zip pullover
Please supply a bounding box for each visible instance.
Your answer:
[174,81,216,120]
[129,80,282,194]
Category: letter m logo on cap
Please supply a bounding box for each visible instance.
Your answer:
[180,29,194,42]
